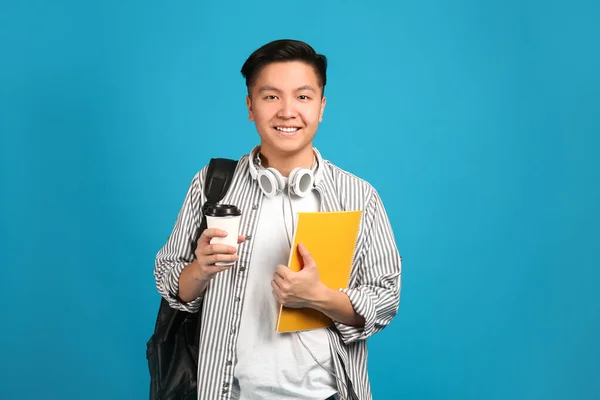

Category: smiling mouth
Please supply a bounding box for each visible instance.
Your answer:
[275,126,301,133]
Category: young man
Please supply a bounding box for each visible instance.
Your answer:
[155,39,401,400]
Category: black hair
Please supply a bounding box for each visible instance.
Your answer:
[240,39,327,96]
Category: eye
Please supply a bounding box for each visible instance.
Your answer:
[298,95,310,100]
[265,95,278,100]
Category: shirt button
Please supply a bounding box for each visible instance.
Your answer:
[252,204,258,210]
[245,234,252,241]
[231,327,236,334]
[239,267,246,272]
[226,360,232,366]
[222,388,228,394]
[234,297,240,302]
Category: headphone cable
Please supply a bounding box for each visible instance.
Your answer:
[282,186,348,396]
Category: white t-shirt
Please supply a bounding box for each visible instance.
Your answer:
[232,180,337,400]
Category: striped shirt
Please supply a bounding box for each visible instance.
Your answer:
[154,149,402,400]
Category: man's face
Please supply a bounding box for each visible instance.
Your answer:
[246,61,326,156]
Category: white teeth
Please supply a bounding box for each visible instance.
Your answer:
[276,127,299,133]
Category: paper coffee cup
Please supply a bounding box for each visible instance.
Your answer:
[205,204,242,266]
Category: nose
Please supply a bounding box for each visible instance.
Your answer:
[277,98,297,119]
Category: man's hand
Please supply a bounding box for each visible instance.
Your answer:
[272,242,366,328]
[177,228,245,303]
[193,228,246,280]
[271,243,326,308]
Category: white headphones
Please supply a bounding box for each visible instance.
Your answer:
[248,146,324,198]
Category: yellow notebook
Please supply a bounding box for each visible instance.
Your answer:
[275,210,362,333]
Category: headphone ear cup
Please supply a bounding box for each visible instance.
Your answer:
[289,168,314,197]
[258,167,285,197]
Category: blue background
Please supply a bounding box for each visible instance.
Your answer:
[1,1,599,399]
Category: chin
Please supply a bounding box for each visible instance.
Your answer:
[259,130,313,153]
[273,142,303,154]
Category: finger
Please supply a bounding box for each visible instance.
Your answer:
[273,273,285,285]
[274,265,289,279]
[199,228,228,244]
[273,278,289,295]
[200,243,237,256]
[272,290,282,304]
[198,263,233,279]
[237,235,246,244]
[271,281,283,302]
[210,264,234,274]
[297,243,315,268]
[203,253,239,265]
[271,279,281,292]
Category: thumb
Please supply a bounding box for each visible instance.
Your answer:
[297,243,316,269]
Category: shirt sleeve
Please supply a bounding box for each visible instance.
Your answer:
[154,168,207,313]
[334,189,402,343]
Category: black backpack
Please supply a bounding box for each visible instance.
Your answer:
[146,158,238,400]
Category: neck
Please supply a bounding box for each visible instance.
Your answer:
[258,145,314,177]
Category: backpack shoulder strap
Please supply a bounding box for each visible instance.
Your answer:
[191,158,238,255]
[203,158,238,207]
[165,158,238,308]
[192,157,237,339]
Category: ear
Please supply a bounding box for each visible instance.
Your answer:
[319,96,327,123]
[246,95,255,121]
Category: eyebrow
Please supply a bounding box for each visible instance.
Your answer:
[258,85,317,93]
[296,85,317,93]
